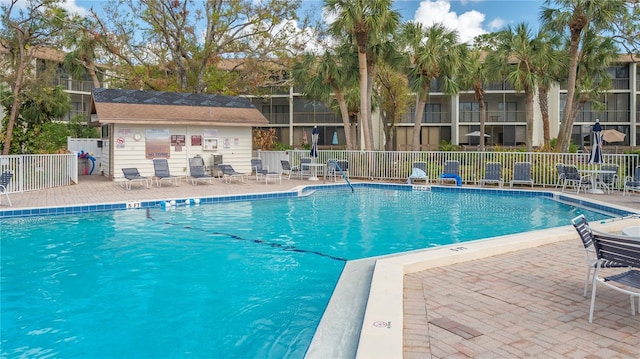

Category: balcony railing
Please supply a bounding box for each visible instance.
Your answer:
[459,111,526,123]
[292,112,341,124]
[49,77,96,93]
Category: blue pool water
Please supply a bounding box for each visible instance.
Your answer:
[1,187,615,358]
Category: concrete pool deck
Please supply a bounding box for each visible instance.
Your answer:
[2,175,640,358]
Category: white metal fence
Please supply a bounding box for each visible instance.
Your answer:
[0,154,78,194]
[3,151,639,194]
[264,150,640,189]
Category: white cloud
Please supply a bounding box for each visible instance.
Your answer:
[413,0,487,44]
[60,0,88,16]
[488,18,505,31]
[0,0,88,16]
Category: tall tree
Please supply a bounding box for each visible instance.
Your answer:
[401,22,464,151]
[324,0,400,150]
[541,0,628,152]
[0,0,70,155]
[376,62,411,151]
[1,85,71,154]
[564,30,618,125]
[457,48,490,151]
[532,31,564,150]
[291,45,359,150]
[489,23,554,152]
[62,16,103,88]
[364,23,401,150]
[91,0,307,94]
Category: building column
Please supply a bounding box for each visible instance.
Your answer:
[630,62,637,147]
[451,94,459,145]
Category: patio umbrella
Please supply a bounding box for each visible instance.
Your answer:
[310,126,319,159]
[332,131,339,145]
[465,130,490,137]
[589,119,603,164]
[601,129,626,143]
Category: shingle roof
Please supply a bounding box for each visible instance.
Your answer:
[90,88,268,127]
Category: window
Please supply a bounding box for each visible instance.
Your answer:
[459,102,480,122]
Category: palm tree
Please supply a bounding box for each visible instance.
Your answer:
[291,45,359,150]
[457,47,490,151]
[63,17,102,88]
[400,22,464,151]
[1,1,69,155]
[532,31,564,150]
[541,0,628,152]
[489,23,551,152]
[565,30,618,125]
[325,0,400,150]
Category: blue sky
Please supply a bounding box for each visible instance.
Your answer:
[396,0,544,42]
[67,0,545,44]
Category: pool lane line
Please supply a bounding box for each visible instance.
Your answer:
[145,208,346,262]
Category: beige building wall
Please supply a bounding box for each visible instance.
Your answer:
[108,124,253,179]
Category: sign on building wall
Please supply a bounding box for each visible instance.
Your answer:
[191,135,202,146]
[171,135,185,152]
[171,135,185,146]
[146,129,170,159]
[203,129,218,151]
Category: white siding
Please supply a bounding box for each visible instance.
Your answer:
[111,124,254,180]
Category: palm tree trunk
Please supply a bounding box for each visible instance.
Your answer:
[351,114,359,149]
[366,67,375,149]
[334,91,353,150]
[412,90,428,151]
[478,98,486,151]
[88,65,101,88]
[538,86,551,150]
[555,31,582,152]
[525,90,534,152]
[357,52,371,150]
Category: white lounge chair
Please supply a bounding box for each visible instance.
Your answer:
[152,158,179,187]
[479,162,503,188]
[438,160,461,186]
[189,156,215,185]
[408,161,428,184]
[509,162,533,188]
[121,168,150,190]
[0,170,13,206]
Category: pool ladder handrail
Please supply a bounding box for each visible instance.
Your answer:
[327,160,354,193]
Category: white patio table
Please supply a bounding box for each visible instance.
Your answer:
[578,168,616,194]
[307,163,325,181]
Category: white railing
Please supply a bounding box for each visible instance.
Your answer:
[4,151,639,194]
[278,150,640,189]
[0,154,78,193]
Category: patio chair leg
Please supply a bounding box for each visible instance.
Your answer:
[584,266,592,297]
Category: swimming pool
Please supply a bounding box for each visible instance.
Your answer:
[0,186,626,358]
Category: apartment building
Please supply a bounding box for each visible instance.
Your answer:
[250,56,638,151]
[24,52,640,151]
